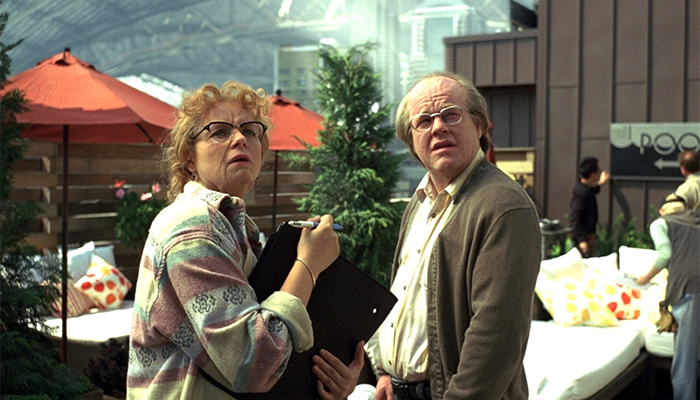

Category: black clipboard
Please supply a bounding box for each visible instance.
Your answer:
[235,222,397,399]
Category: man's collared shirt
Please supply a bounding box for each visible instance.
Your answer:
[365,149,485,382]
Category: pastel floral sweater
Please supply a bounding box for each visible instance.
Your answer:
[127,181,312,399]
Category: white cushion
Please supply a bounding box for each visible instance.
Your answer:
[60,241,117,281]
[65,241,95,280]
[539,247,585,280]
[582,252,618,274]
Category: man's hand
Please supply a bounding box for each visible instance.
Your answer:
[374,374,394,400]
[312,341,365,400]
[578,240,589,256]
[599,170,610,185]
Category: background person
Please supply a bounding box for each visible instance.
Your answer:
[364,71,541,399]
[127,80,363,400]
[569,157,609,258]
[635,195,700,400]
[674,149,700,211]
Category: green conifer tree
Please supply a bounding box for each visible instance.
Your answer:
[0,5,92,397]
[291,44,405,286]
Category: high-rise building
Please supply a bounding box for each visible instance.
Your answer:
[275,46,322,112]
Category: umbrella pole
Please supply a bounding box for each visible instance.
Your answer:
[272,152,278,230]
[60,125,69,364]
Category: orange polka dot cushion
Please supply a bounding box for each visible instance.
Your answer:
[584,268,643,320]
[75,254,132,310]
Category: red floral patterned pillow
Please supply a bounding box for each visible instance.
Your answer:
[75,255,132,310]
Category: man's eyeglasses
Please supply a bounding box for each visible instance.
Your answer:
[192,121,267,142]
[408,105,464,132]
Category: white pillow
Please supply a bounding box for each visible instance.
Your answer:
[539,247,585,280]
[618,246,658,278]
[582,252,618,274]
[61,241,117,281]
[94,243,116,267]
[65,241,95,281]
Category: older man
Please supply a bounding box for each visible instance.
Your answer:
[675,150,700,211]
[364,72,541,399]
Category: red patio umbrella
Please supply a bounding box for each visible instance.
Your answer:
[266,93,324,228]
[1,48,176,363]
[268,93,322,151]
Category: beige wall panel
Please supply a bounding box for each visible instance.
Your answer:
[515,38,537,84]
[546,87,579,222]
[548,1,579,87]
[454,44,475,81]
[474,42,494,86]
[689,0,700,81]
[494,41,515,85]
[580,1,614,140]
[689,81,700,121]
[615,0,649,84]
[649,0,686,121]
[614,83,648,122]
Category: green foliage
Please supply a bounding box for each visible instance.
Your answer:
[0,0,53,336]
[0,7,94,397]
[288,44,405,286]
[114,181,167,249]
[597,214,654,256]
[549,237,574,258]
[0,252,61,333]
[1,331,91,399]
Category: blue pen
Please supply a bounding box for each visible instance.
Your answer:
[288,221,343,231]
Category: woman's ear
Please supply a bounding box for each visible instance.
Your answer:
[186,159,196,176]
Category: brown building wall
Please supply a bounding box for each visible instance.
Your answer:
[447,0,699,231]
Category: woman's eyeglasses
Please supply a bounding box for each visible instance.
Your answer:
[192,121,267,142]
[408,105,464,132]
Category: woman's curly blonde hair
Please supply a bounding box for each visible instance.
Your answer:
[162,80,273,201]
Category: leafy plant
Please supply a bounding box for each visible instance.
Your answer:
[83,338,128,398]
[113,180,167,249]
[286,43,405,286]
[1,6,93,397]
[549,237,574,258]
[597,213,653,256]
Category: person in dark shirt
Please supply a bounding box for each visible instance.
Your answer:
[569,157,609,258]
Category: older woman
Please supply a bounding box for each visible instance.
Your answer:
[127,80,363,399]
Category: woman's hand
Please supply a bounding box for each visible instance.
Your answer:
[373,374,394,400]
[281,215,339,305]
[312,341,365,400]
[297,214,340,278]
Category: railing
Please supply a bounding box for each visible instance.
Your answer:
[11,141,313,271]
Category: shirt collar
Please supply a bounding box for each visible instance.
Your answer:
[182,180,244,213]
[181,180,261,252]
[416,148,485,201]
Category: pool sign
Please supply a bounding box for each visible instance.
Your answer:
[610,123,700,178]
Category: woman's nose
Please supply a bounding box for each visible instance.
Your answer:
[228,129,247,147]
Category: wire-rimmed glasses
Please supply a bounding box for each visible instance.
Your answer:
[192,121,267,142]
[408,105,464,132]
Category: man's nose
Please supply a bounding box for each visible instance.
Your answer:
[430,115,449,134]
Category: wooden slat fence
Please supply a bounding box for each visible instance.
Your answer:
[11,140,313,281]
